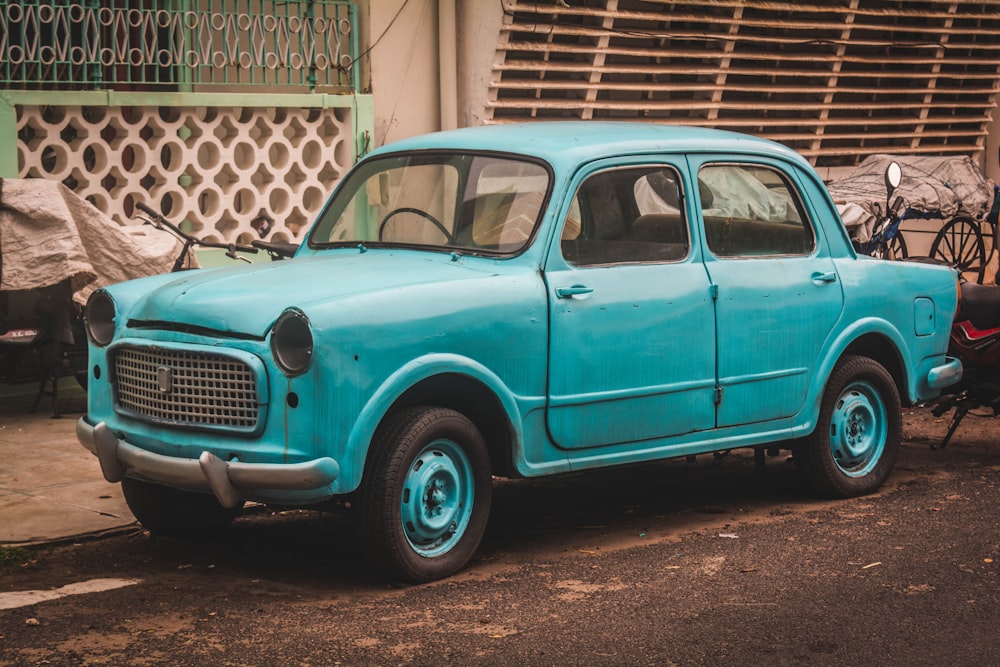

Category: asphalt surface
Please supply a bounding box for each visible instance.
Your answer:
[0,399,998,666]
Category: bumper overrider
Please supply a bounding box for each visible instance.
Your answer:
[927,356,963,391]
[76,419,340,509]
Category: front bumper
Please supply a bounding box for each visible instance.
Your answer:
[77,419,340,509]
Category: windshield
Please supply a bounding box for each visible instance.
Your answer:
[309,152,551,255]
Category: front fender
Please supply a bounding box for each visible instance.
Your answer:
[340,353,532,492]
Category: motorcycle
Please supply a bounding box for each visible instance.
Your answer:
[928,280,1000,448]
[852,161,908,260]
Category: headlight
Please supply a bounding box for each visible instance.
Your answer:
[271,310,313,376]
[84,290,116,346]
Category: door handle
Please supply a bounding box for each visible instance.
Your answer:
[811,271,838,284]
[555,285,594,299]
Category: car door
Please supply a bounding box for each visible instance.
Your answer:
[544,161,717,450]
[690,158,845,427]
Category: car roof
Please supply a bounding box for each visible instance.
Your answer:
[368,122,809,172]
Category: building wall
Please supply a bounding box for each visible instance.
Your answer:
[363,0,1000,184]
[1,2,373,245]
[360,0,443,146]
[988,97,1000,182]
[360,0,502,146]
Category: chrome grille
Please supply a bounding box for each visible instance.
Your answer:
[113,346,259,429]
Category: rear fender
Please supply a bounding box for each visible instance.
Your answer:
[813,318,911,411]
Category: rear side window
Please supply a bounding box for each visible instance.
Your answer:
[698,164,814,257]
[560,166,689,266]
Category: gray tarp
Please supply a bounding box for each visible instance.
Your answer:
[0,179,191,305]
[827,154,996,242]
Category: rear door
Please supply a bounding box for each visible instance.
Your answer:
[690,158,845,427]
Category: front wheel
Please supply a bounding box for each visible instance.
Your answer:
[796,355,901,498]
[360,407,492,582]
[121,477,243,538]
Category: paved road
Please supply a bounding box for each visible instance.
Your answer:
[1,408,998,666]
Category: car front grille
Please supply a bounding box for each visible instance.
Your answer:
[112,345,259,430]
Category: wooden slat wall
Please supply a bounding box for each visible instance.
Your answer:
[488,0,1000,166]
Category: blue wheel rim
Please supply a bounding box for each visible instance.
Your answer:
[828,380,887,477]
[400,439,475,558]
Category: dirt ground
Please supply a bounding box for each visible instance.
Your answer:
[0,405,997,666]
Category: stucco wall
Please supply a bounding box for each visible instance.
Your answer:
[359,0,439,146]
[359,0,501,148]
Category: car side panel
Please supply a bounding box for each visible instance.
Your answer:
[705,254,844,426]
[545,261,717,448]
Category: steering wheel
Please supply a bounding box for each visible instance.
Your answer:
[378,207,453,244]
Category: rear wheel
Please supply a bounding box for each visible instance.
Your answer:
[121,477,243,537]
[796,355,901,498]
[360,407,492,582]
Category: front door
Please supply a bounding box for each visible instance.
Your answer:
[545,162,717,449]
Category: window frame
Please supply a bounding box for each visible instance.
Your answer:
[697,161,817,259]
[306,149,554,258]
[558,163,691,268]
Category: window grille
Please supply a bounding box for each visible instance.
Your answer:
[1,0,358,91]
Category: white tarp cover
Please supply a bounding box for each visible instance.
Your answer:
[0,179,190,304]
[699,166,801,223]
[828,154,995,222]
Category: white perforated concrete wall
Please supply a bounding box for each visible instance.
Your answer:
[16,104,354,244]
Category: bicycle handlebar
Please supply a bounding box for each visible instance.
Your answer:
[135,202,259,256]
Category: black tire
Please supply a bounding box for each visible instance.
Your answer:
[887,231,908,261]
[121,477,243,538]
[796,355,901,498]
[360,407,492,583]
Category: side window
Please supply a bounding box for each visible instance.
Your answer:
[561,166,688,266]
[698,164,814,257]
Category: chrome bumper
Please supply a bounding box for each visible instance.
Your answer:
[77,419,340,509]
[927,356,963,391]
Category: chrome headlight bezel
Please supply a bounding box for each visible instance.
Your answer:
[84,290,117,347]
[270,309,313,376]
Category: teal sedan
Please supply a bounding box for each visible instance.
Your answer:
[78,123,962,581]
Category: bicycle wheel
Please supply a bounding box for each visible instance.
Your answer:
[886,231,908,261]
[930,216,986,283]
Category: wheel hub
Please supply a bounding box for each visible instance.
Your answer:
[829,382,887,477]
[845,411,868,451]
[425,480,447,513]
[400,440,475,557]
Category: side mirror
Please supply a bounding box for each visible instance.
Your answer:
[885,161,902,200]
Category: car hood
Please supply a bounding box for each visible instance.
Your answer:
[123,251,504,337]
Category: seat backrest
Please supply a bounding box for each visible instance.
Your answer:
[703,216,812,256]
[626,213,687,244]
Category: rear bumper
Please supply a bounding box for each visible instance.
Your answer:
[927,356,963,391]
[76,419,340,509]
